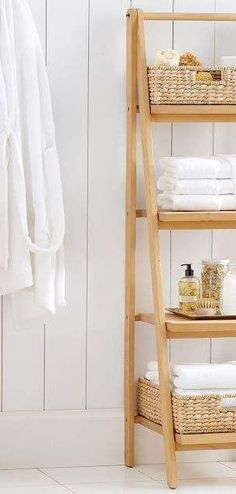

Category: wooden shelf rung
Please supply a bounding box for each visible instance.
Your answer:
[135,416,236,451]
[144,12,236,22]
[136,209,236,230]
[135,415,163,435]
[137,311,236,339]
[175,432,236,447]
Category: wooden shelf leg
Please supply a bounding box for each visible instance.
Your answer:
[125,9,138,468]
[137,10,177,488]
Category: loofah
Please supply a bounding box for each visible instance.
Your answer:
[155,48,180,67]
[196,71,213,82]
[179,51,202,67]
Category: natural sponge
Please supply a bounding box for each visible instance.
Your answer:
[180,52,201,67]
[155,49,180,67]
[196,71,213,82]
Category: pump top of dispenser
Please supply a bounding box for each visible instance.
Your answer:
[181,263,194,277]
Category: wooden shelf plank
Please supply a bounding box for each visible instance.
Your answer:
[137,311,236,339]
[135,415,163,434]
[151,105,236,123]
[136,210,236,230]
[144,12,236,22]
[135,416,236,450]
[175,432,236,446]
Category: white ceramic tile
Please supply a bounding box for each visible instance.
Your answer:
[41,466,149,485]
[0,469,57,487]
[160,478,236,493]
[0,487,69,494]
[65,481,161,494]
[138,462,236,480]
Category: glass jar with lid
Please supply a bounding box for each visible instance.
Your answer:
[201,259,229,313]
[223,263,236,314]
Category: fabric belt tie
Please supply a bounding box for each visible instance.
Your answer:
[0,123,65,269]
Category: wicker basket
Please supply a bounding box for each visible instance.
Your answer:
[137,377,236,434]
[148,66,236,105]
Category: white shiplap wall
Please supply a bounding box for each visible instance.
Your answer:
[1,0,236,466]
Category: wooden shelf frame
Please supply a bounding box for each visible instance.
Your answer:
[125,8,236,490]
[136,311,236,339]
[136,210,236,229]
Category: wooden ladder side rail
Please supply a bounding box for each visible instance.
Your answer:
[125,9,138,468]
[136,9,177,489]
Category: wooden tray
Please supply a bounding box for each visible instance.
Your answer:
[168,308,236,320]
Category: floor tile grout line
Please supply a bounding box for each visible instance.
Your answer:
[136,465,162,482]
[37,468,77,493]
[218,461,236,473]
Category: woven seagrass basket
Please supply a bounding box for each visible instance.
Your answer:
[137,377,236,434]
[148,66,236,105]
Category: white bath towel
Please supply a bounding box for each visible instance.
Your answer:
[145,370,159,382]
[158,193,236,211]
[0,0,65,324]
[147,361,158,371]
[160,156,236,179]
[157,176,236,195]
[172,363,236,389]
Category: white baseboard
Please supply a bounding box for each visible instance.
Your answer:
[0,409,235,468]
[0,409,123,468]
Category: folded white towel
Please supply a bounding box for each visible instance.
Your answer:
[172,363,236,389]
[147,361,158,371]
[160,156,236,179]
[157,176,236,195]
[158,193,236,211]
[145,370,159,382]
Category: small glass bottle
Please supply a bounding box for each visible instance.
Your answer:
[179,264,200,314]
[223,263,236,314]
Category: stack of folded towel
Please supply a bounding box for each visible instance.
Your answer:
[145,361,236,407]
[157,155,236,211]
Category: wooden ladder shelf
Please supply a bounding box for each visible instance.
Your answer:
[125,8,236,489]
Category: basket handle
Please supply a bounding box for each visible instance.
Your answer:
[193,68,227,85]
[220,396,236,409]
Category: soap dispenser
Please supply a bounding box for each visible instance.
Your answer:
[179,263,200,314]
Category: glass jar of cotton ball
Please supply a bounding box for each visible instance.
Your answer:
[223,263,236,314]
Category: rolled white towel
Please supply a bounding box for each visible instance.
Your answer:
[145,370,159,383]
[158,193,236,211]
[147,360,158,371]
[172,363,236,390]
[157,176,236,195]
[155,49,179,67]
[160,156,236,179]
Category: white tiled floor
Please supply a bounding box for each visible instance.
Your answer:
[0,463,236,493]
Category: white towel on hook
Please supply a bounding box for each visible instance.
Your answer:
[160,156,236,179]
[158,193,236,211]
[157,176,236,195]
[0,0,66,326]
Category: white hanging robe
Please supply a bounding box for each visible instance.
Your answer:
[0,0,66,324]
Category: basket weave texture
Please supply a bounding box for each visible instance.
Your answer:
[148,66,236,105]
[137,377,236,434]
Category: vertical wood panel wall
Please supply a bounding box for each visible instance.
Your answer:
[1,0,236,462]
